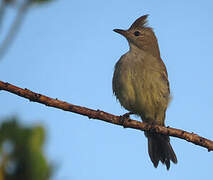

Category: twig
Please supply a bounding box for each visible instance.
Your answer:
[0,0,32,60]
[0,0,6,32]
[0,80,213,151]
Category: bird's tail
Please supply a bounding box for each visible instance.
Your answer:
[146,132,177,170]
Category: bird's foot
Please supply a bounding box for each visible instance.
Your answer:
[122,112,134,118]
[119,112,134,128]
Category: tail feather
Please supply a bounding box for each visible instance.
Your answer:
[147,133,177,170]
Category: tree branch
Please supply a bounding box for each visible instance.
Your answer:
[0,80,213,151]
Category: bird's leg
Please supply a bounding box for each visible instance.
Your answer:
[119,112,134,128]
[122,111,134,118]
[146,120,158,134]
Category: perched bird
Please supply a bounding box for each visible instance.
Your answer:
[112,15,177,170]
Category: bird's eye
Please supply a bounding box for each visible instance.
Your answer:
[134,31,140,36]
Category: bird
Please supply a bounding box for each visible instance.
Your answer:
[112,15,177,170]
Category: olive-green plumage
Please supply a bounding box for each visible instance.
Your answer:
[112,15,177,169]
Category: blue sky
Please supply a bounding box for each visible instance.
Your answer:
[1,0,213,179]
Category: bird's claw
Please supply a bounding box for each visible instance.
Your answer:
[119,112,134,128]
[122,112,134,118]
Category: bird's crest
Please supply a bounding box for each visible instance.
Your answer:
[129,14,149,30]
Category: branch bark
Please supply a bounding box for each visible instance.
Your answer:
[0,80,213,151]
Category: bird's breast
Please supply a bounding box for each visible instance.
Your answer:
[113,51,170,116]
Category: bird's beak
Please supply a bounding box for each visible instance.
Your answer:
[113,29,128,37]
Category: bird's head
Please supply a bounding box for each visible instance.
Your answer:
[114,15,160,57]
